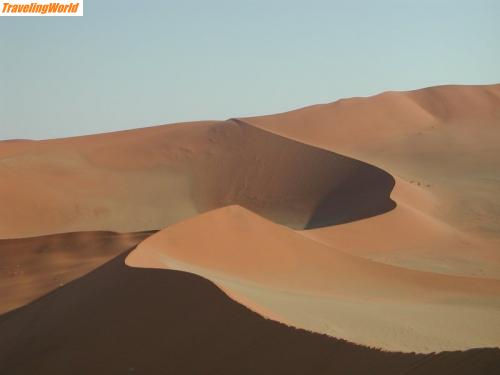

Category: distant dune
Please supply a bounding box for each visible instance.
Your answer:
[1,83,500,367]
[245,84,500,277]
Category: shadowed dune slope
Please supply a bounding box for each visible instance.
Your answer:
[127,205,500,353]
[0,231,154,314]
[1,250,500,375]
[193,120,395,229]
[0,118,394,238]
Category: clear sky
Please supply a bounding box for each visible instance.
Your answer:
[1,0,499,140]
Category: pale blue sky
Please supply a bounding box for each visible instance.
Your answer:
[1,0,499,140]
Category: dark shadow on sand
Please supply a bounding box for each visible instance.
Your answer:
[306,160,396,229]
[229,119,397,230]
[0,248,499,375]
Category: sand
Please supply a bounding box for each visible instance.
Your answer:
[3,85,499,279]
[0,230,153,314]
[242,84,500,277]
[127,205,500,352]
[1,249,500,375]
[1,83,500,362]
[0,119,395,238]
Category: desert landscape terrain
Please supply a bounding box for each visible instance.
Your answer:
[1,84,500,373]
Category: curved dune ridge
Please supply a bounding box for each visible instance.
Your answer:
[3,250,500,375]
[0,119,394,238]
[245,84,500,277]
[1,83,500,359]
[126,205,500,353]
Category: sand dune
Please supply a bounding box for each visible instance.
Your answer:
[0,122,211,238]
[0,230,153,314]
[2,249,500,375]
[0,119,394,238]
[301,177,500,278]
[1,83,500,361]
[127,205,500,352]
[242,84,500,277]
[2,85,499,278]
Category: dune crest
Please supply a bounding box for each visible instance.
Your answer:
[0,118,395,238]
[126,205,500,353]
[242,84,500,277]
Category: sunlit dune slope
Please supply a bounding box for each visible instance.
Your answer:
[243,84,500,277]
[126,205,500,353]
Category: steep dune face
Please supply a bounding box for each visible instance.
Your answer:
[0,231,153,314]
[4,250,500,375]
[3,84,498,249]
[126,205,500,352]
[191,120,395,229]
[0,119,394,238]
[244,84,500,277]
